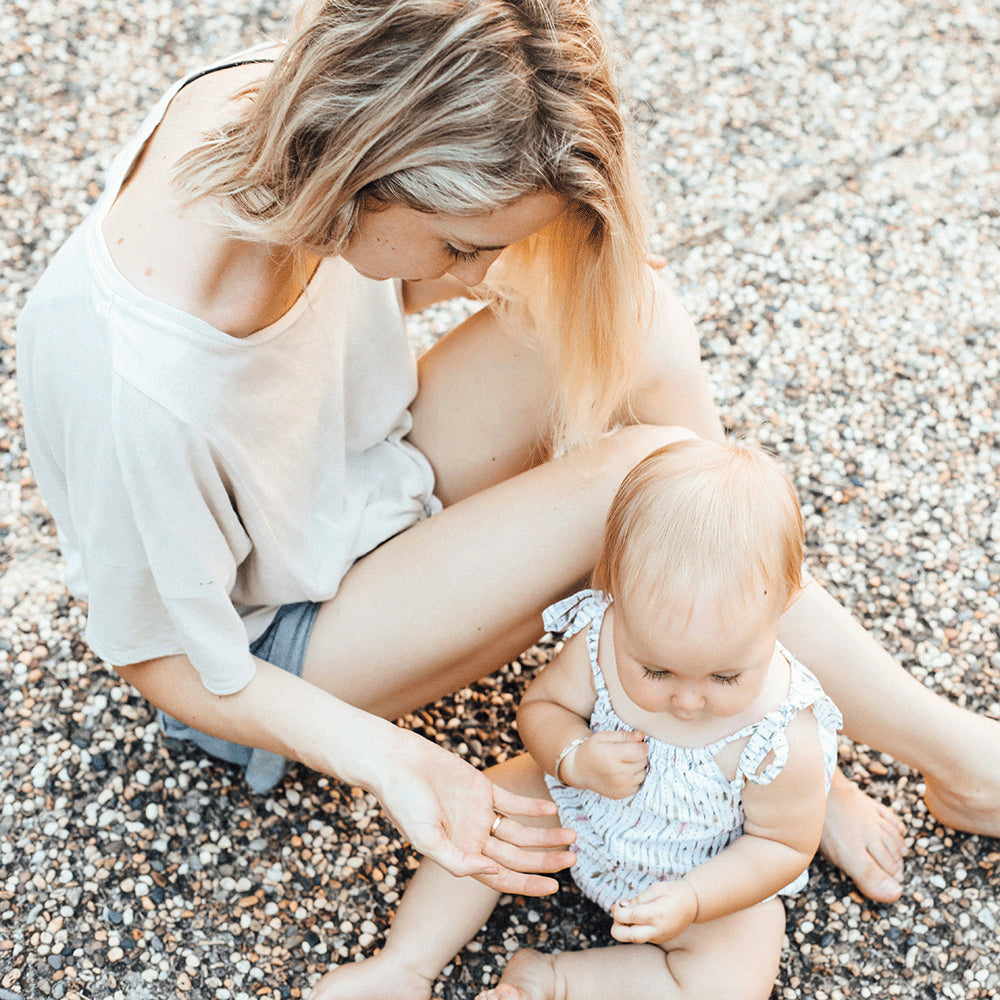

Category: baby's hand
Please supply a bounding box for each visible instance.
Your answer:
[610,880,699,945]
[562,730,648,799]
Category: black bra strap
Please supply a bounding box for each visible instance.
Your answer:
[177,57,275,92]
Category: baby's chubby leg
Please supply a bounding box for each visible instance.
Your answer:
[309,755,569,1000]
[477,898,785,1000]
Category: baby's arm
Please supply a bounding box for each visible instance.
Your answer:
[611,707,829,944]
[518,631,649,800]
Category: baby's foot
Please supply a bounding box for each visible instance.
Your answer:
[308,953,433,1000]
[820,772,905,903]
[475,949,558,1000]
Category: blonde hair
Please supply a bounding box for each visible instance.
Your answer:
[594,439,804,620]
[173,0,650,450]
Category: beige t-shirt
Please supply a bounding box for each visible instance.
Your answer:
[17,56,438,695]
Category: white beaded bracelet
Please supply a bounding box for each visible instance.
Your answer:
[553,736,588,784]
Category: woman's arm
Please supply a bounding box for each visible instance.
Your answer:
[610,708,829,944]
[116,654,576,895]
[517,631,648,800]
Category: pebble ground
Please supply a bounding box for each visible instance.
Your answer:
[2,1,999,998]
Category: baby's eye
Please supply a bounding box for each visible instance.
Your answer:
[641,666,670,681]
[445,244,481,263]
[712,674,740,686]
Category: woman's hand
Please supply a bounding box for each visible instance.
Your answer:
[561,730,648,799]
[610,879,699,944]
[372,727,577,895]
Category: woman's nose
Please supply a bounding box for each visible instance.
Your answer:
[446,250,502,287]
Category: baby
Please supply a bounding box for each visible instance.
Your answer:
[317,437,841,1000]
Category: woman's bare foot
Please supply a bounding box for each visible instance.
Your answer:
[922,714,1000,838]
[926,780,1000,837]
[475,949,558,1000]
[308,953,433,1000]
[820,772,905,903]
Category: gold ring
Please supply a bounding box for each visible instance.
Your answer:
[490,812,503,835]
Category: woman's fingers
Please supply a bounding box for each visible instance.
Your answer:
[478,813,577,887]
[425,835,570,896]
[480,869,564,897]
[483,836,577,876]
[492,784,560,818]
[376,738,574,896]
[487,812,576,849]
[416,835,500,881]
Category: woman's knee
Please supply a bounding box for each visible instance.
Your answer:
[411,306,558,505]
[614,422,699,460]
[560,422,698,489]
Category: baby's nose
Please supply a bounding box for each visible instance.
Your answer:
[671,685,704,711]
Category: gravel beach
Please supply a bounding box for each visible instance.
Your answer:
[2,1,998,998]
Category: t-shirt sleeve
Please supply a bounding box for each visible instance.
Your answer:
[82,380,258,695]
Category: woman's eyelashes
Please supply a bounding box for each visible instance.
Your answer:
[445,244,481,263]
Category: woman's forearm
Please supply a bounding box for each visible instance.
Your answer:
[117,654,578,892]
[115,653,401,789]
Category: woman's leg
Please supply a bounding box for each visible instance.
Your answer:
[301,284,721,716]
[310,756,557,1000]
[633,280,997,850]
[301,416,688,719]
[475,898,785,1000]
[781,584,1000,839]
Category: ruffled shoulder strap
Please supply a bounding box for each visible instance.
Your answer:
[542,589,611,698]
[737,647,843,787]
[737,715,791,786]
[542,589,611,639]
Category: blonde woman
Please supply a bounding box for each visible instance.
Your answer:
[16,0,999,920]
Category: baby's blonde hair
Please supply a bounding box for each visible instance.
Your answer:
[594,439,804,620]
[173,0,649,451]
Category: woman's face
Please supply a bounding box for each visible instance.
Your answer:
[340,190,567,285]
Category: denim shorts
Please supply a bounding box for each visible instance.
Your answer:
[157,600,321,794]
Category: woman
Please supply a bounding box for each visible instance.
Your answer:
[16,0,999,915]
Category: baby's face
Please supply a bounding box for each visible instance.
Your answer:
[611,589,784,725]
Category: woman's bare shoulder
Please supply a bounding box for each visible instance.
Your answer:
[101,58,285,335]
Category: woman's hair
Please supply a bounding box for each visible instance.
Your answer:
[594,439,805,620]
[173,0,650,449]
